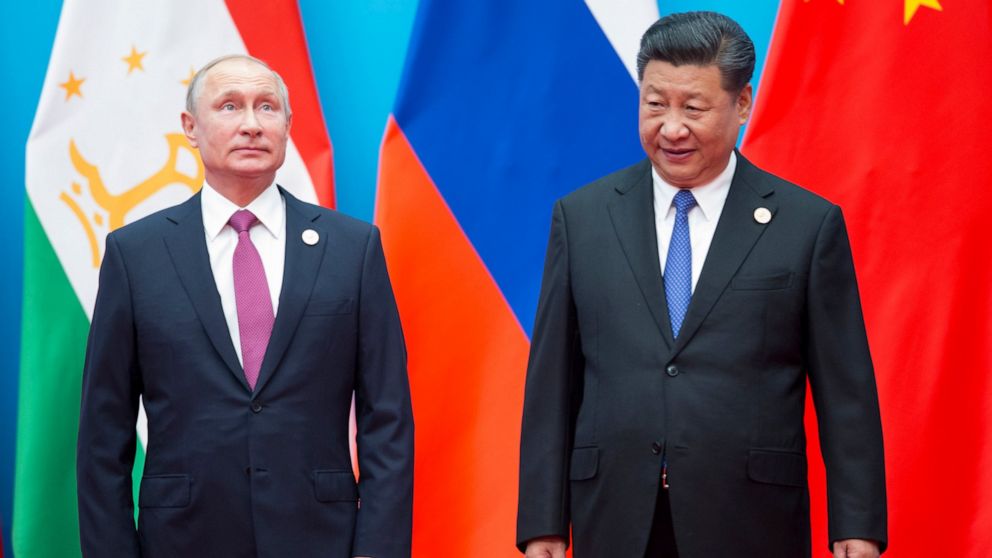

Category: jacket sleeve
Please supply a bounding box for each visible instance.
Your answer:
[516,200,584,552]
[351,225,415,558]
[805,205,888,552]
[77,232,142,557]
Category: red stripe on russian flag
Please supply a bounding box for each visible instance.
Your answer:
[377,117,531,556]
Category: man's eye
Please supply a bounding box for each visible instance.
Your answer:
[260,104,273,111]
[222,103,236,111]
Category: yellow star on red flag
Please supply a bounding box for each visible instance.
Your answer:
[59,71,85,101]
[905,0,942,24]
[121,45,147,74]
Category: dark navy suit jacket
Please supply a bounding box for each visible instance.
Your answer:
[517,154,886,557]
[78,188,413,558]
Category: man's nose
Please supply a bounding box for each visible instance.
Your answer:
[659,114,689,142]
[240,109,262,136]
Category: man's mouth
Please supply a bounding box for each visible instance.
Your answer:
[660,147,695,162]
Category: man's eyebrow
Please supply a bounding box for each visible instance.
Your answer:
[643,84,705,99]
[211,87,281,106]
[214,89,242,100]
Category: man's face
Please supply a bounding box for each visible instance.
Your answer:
[182,59,291,186]
[638,60,751,188]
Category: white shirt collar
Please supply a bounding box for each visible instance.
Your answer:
[652,151,737,221]
[201,181,283,241]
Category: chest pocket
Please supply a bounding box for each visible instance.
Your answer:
[304,297,354,316]
[730,272,793,291]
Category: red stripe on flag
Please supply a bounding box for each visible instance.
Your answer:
[225,0,335,208]
[745,1,992,554]
[377,118,530,557]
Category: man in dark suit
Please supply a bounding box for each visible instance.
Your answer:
[517,12,886,558]
[77,54,413,558]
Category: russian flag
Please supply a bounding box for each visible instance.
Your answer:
[376,1,657,554]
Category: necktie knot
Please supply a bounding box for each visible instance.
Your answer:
[229,209,258,234]
[673,190,697,214]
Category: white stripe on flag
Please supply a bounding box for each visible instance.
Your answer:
[584,0,660,82]
[26,0,323,451]
[26,0,317,321]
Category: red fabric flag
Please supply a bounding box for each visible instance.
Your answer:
[744,1,992,555]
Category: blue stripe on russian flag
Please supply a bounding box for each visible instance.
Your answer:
[394,0,646,336]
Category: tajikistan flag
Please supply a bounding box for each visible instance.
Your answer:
[17,1,332,555]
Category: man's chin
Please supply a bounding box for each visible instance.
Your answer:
[227,164,278,178]
[653,164,702,187]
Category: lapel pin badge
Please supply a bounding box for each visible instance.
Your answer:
[753,207,772,225]
[302,229,320,246]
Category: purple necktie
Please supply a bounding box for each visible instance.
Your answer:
[229,209,274,390]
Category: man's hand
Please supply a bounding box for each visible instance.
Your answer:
[525,536,567,558]
[833,539,881,558]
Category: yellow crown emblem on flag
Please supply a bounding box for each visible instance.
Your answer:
[60,133,204,267]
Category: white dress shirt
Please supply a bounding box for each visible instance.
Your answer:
[201,182,286,366]
[654,152,736,292]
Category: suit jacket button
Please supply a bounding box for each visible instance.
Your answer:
[251,401,263,413]
[665,364,679,377]
[651,442,662,455]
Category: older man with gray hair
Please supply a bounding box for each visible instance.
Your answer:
[77,54,414,558]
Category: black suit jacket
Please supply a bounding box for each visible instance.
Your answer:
[517,154,886,557]
[77,188,414,558]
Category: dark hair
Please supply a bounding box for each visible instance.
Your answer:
[636,11,755,94]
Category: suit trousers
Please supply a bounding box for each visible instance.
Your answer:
[644,486,679,558]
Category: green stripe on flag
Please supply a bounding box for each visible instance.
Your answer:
[14,200,145,557]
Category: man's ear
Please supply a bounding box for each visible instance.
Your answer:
[181,111,198,147]
[737,83,754,124]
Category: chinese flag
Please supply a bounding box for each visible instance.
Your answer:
[744,1,992,555]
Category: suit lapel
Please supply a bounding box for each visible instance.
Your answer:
[252,188,326,397]
[163,193,249,391]
[671,153,777,355]
[608,160,675,349]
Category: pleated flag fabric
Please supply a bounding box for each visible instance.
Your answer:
[376,1,657,554]
[744,1,992,554]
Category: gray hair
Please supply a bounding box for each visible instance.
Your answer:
[185,54,292,117]
[636,11,755,94]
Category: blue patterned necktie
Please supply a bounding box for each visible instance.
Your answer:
[664,190,697,338]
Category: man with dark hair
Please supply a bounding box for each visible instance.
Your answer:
[517,12,886,558]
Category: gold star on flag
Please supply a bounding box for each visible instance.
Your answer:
[121,45,147,74]
[180,67,196,86]
[905,0,942,24]
[59,71,85,100]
